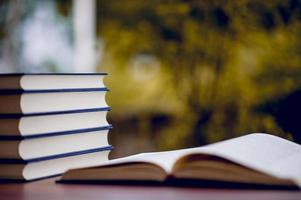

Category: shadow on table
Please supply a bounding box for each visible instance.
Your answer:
[57,178,300,191]
[0,174,58,184]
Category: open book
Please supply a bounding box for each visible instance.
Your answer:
[60,133,301,188]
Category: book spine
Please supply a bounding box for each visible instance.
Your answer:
[0,145,113,163]
[0,124,113,140]
[0,107,111,118]
[0,87,109,95]
[0,94,21,114]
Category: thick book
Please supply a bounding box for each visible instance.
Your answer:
[0,110,110,139]
[60,133,301,188]
[0,73,107,92]
[0,128,110,162]
[0,90,108,116]
[0,147,111,181]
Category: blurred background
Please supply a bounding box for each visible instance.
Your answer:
[1,0,301,158]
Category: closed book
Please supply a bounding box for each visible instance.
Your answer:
[0,147,112,181]
[0,110,110,139]
[0,90,108,116]
[0,128,111,162]
[0,73,107,92]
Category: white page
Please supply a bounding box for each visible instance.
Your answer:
[189,133,301,186]
[76,148,193,172]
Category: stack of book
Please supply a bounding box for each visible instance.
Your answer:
[0,73,112,181]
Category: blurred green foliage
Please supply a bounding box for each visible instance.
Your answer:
[98,0,301,156]
[1,0,300,157]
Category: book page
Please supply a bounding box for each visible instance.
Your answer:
[69,147,195,173]
[183,133,301,186]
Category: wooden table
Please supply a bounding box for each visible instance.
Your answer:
[0,178,301,200]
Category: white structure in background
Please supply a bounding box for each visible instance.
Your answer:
[73,0,97,72]
[20,1,73,72]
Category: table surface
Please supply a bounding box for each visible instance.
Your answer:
[1,178,301,200]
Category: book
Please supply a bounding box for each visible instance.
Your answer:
[0,147,111,181]
[0,110,110,139]
[0,73,107,91]
[0,128,111,161]
[0,90,108,116]
[59,133,301,188]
